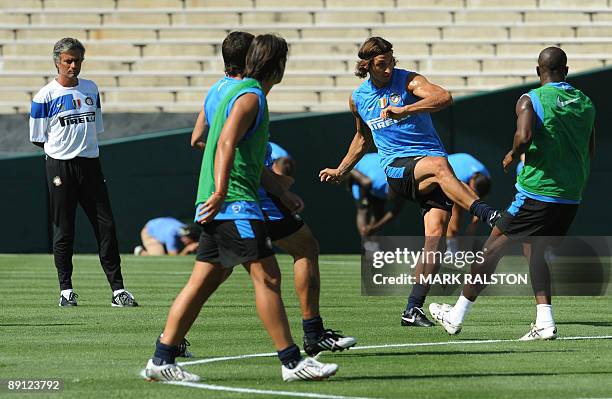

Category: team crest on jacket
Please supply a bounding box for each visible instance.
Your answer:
[52,176,62,187]
[390,93,401,105]
[85,97,94,106]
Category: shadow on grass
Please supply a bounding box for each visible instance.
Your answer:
[556,321,612,327]
[337,349,575,359]
[334,370,612,382]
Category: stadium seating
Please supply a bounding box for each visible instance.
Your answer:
[1,0,611,113]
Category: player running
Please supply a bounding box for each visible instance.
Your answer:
[429,47,596,340]
[191,31,355,356]
[319,37,500,328]
[144,34,339,382]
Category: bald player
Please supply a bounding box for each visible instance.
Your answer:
[429,47,596,341]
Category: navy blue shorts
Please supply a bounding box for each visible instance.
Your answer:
[196,219,274,267]
[496,192,578,238]
[263,192,305,241]
[386,156,453,215]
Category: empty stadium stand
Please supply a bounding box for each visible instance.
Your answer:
[1,0,611,113]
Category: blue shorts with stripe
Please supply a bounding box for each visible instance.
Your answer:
[195,219,274,267]
[496,192,579,238]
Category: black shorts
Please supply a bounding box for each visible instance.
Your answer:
[196,219,274,267]
[386,156,453,215]
[264,192,305,241]
[496,192,579,238]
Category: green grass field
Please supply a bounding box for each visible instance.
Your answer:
[1,254,611,399]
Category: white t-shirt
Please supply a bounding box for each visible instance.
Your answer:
[29,78,104,160]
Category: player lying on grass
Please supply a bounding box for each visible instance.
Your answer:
[429,47,596,341]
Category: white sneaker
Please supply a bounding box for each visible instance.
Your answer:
[143,359,201,382]
[282,356,339,382]
[429,303,462,335]
[134,245,144,256]
[519,323,557,341]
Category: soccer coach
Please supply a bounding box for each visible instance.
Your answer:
[29,37,137,307]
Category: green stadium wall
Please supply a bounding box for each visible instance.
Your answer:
[1,67,610,254]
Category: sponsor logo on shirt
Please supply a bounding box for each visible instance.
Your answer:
[58,111,96,127]
[365,115,410,130]
[556,96,579,107]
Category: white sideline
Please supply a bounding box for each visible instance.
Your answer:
[164,335,612,398]
[165,381,378,399]
[178,334,612,366]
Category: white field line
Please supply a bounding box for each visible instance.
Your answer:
[178,335,612,366]
[165,381,379,399]
[164,335,612,399]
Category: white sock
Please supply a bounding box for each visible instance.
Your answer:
[113,289,126,297]
[61,289,73,299]
[535,304,554,328]
[448,295,474,325]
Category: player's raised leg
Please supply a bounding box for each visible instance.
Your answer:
[413,156,499,227]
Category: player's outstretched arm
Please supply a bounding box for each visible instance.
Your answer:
[319,96,373,184]
[503,95,535,172]
[190,109,209,151]
[381,74,452,120]
[199,93,259,223]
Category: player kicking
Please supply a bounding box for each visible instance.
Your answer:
[144,34,338,382]
[320,37,500,328]
[429,47,595,340]
[191,31,355,356]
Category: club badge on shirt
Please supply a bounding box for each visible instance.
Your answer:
[390,93,401,105]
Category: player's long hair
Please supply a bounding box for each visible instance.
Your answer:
[355,37,396,78]
[244,34,288,84]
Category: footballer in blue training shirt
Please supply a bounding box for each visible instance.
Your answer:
[320,37,500,328]
[190,31,355,357]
